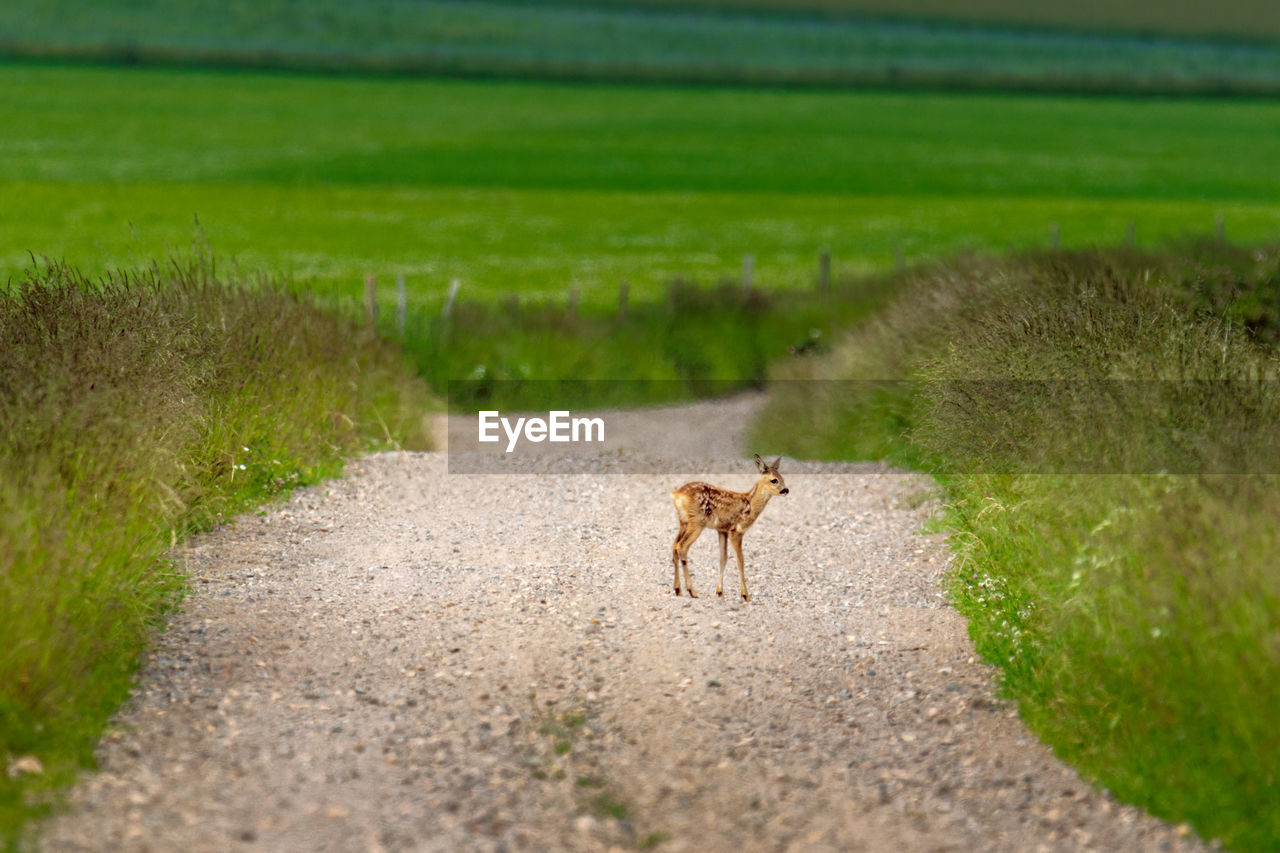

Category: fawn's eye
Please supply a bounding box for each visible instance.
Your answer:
[770,478,778,484]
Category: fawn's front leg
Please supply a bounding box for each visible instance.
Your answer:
[730,531,749,601]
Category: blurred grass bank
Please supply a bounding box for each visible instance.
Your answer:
[753,241,1280,851]
[0,259,433,845]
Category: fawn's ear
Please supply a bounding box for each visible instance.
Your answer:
[771,456,782,471]
[754,453,766,472]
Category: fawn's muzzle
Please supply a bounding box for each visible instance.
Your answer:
[780,488,789,495]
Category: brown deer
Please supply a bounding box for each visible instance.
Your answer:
[670,454,789,601]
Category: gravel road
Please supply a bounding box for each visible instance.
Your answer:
[39,397,1208,852]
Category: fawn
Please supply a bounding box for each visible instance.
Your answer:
[670,454,789,601]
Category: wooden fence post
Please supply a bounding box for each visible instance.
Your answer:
[818,249,831,293]
[395,273,407,336]
[365,274,378,328]
[1049,222,1060,250]
[442,278,460,321]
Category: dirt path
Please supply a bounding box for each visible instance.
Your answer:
[40,398,1205,852]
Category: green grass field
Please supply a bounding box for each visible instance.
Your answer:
[614,0,1280,42]
[5,63,1280,310]
[7,1,1280,94]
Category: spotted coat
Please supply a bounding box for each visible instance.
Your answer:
[669,455,788,601]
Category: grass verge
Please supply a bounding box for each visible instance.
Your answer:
[752,240,1280,851]
[0,257,433,847]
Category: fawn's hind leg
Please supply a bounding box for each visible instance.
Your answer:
[672,521,688,594]
[675,523,704,597]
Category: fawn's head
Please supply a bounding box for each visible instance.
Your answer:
[754,454,789,496]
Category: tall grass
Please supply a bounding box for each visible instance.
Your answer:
[0,258,433,845]
[752,242,1280,851]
